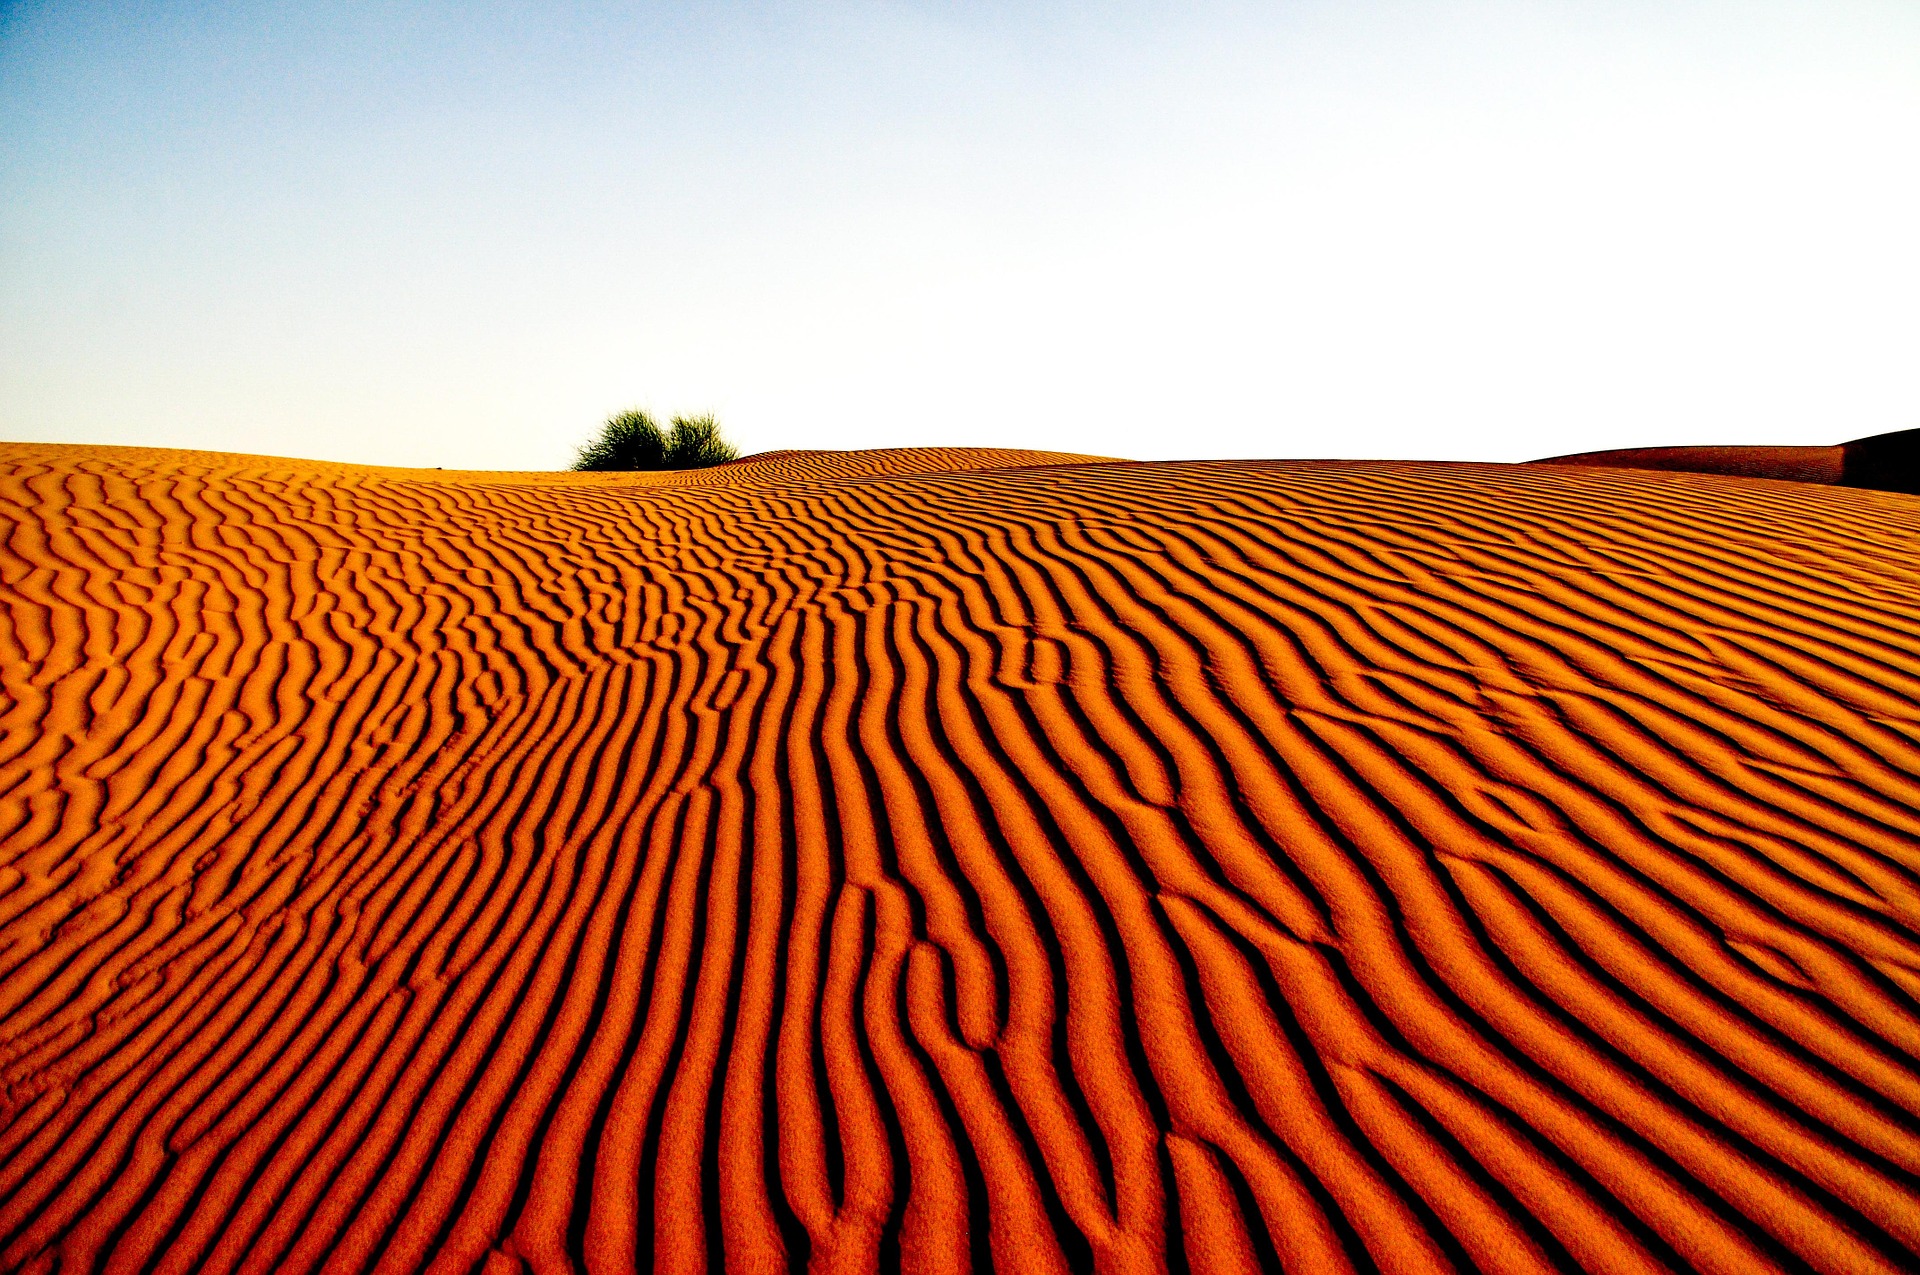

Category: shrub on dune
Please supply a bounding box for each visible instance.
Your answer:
[573,409,741,471]
[662,413,739,468]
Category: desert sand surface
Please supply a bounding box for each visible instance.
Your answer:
[1536,426,1920,494]
[1531,444,1847,486]
[3,442,1920,1274]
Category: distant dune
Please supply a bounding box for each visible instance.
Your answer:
[2,443,1919,1273]
[1535,425,1920,494]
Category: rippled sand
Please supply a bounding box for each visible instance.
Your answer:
[3,443,1918,1274]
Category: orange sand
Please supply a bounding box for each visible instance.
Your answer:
[1535,428,1920,495]
[2,443,1919,1274]
[1533,444,1847,485]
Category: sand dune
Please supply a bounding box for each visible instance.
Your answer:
[1535,426,1920,494]
[2,442,1919,1273]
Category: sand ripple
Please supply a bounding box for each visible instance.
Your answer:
[2,444,1917,1273]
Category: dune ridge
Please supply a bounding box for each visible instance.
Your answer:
[1,444,1918,1273]
[1534,425,1920,494]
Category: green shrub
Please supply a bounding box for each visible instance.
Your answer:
[663,413,739,467]
[572,409,741,472]
[573,409,666,471]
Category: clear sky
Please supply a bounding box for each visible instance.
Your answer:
[3,1,1917,469]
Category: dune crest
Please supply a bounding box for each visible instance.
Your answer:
[1534,425,1920,493]
[2,444,1918,1273]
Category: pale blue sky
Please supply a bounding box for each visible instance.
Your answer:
[4,1,1917,468]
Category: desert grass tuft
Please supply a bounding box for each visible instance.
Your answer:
[572,409,741,471]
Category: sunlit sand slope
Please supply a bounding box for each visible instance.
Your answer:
[3,445,1920,1274]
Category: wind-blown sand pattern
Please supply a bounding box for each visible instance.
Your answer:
[3,443,1919,1274]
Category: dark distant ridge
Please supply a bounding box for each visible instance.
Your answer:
[1533,426,1920,495]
